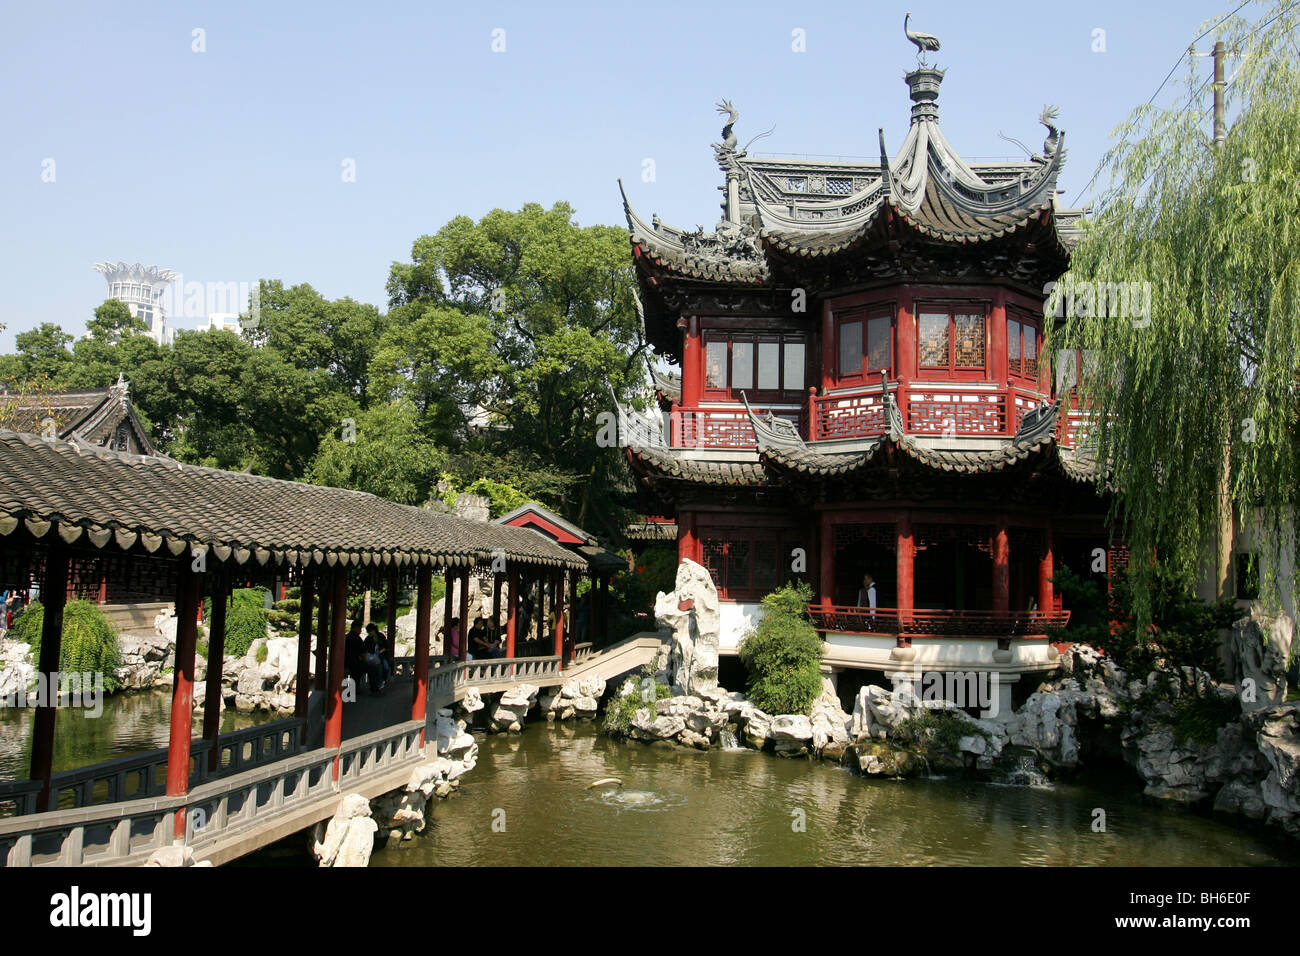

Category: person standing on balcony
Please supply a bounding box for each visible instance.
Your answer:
[857,573,877,610]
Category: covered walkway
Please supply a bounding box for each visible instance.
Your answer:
[0,428,641,864]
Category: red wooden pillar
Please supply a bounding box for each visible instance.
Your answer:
[678,511,698,565]
[553,571,566,661]
[411,565,431,745]
[566,572,578,663]
[682,314,703,407]
[990,289,1009,434]
[458,568,471,661]
[325,567,348,781]
[294,571,316,743]
[204,568,229,772]
[1038,526,1055,614]
[820,299,835,392]
[31,543,68,812]
[166,555,202,839]
[818,509,834,607]
[442,567,455,656]
[993,517,1011,613]
[96,558,107,605]
[897,514,915,627]
[315,577,330,692]
[506,567,519,659]
[897,287,916,426]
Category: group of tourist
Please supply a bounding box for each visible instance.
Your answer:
[344,621,392,696]
[444,616,507,660]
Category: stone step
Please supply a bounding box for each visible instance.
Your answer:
[99,602,173,634]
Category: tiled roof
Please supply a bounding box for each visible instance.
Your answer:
[625,445,767,486]
[0,430,584,570]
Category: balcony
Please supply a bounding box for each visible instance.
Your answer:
[670,382,1065,450]
[807,605,1070,639]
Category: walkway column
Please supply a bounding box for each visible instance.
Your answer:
[204,568,229,772]
[315,576,331,692]
[443,567,455,656]
[993,517,1010,613]
[411,565,431,745]
[506,567,519,659]
[458,567,470,662]
[566,571,578,662]
[31,543,68,812]
[553,571,566,661]
[1038,526,1054,615]
[325,567,348,781]
[294,571,316,744]
[897,514,915,632]
[818,510,834,607]
[166,554,202,839]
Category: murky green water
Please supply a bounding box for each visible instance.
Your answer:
[368,722,1300,867]
[6,691,1297,865]
[0,688,276,781]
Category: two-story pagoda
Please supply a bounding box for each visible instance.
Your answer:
[616,46,1109,707]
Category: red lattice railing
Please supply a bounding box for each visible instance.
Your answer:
[807,604,1070,638]
[906,388,1007,436]
[672,406,801,449]
[813,390,887,440]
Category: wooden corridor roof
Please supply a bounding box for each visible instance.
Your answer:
[0,430,585,571]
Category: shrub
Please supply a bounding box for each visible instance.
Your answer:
[255,644,268,664]
[896,709,989,754]
[13,600,122,693]
[737,582,823,715]
[223,604,268,659]
[603,662,671,736]
[203,586,269,621]
[1171,694,1240,747]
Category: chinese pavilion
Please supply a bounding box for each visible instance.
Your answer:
[615,41,1110,706]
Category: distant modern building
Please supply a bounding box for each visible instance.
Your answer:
[93,261,177,345]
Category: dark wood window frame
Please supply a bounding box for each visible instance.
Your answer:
[833,304,895,386]
[701,331,808,401]
[916,301,990,380]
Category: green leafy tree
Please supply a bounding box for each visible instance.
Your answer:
[378,202,648,538]
[86,298,148,344]
[738,582,824,715]
[308,401,446,505]
[14,323,73,384]
[1049,2,1300,622]
[13,600,123,693]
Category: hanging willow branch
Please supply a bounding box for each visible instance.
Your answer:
[1046,1,1300,626]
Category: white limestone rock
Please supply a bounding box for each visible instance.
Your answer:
[1229,610,1293,712]
[653,559,720,695]
[313,793,378,867]
[771,714,814,755]
[630,709,685,741]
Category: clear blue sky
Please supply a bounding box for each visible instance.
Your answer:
[0,0,1240,351]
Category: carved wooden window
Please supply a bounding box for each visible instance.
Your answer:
[835,307,893,385]
[701,332,807,400]
[700,529,807,601]
[918,306,987,377]
[1008,311,1040,383]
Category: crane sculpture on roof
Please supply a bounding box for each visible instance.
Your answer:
[904,12,941,64]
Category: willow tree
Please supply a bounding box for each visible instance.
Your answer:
[1049,1,1300,623]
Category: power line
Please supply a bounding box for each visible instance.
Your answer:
[1079,0,1257,199]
